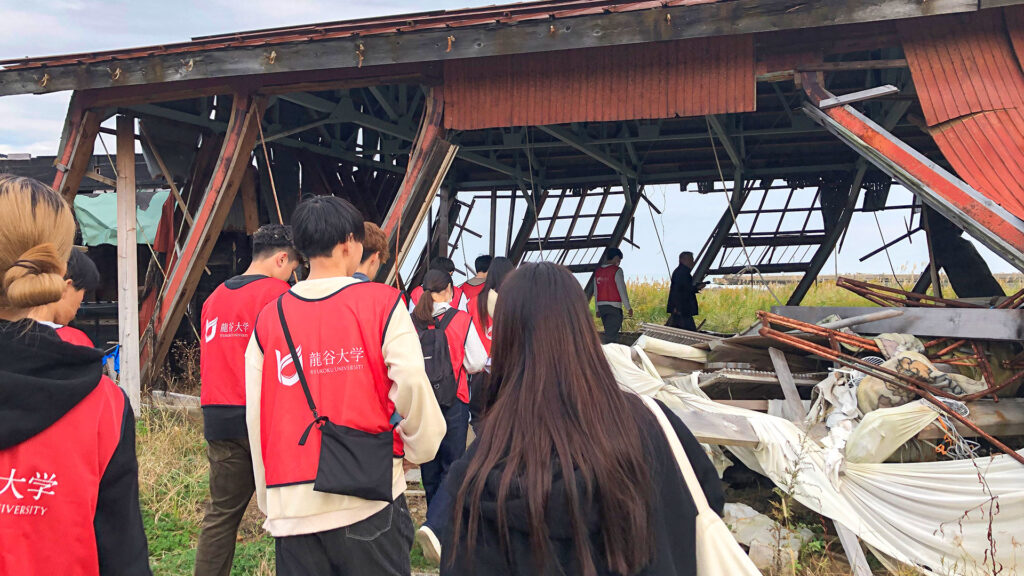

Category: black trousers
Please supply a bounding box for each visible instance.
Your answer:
[667,313,697,331]
[275,496,415,576]
[598,305,624,345]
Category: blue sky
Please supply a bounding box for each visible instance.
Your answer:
[0,0,1016,280]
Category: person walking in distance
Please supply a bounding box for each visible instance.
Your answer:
[195,224,300,576]
[440,262,723,576]
[410,269,487,564]
[0,174,150,575]
[247,196,444,576]
[27,248,101,347]
[594,248,632,345]
[666,252,707,332]
[459,255,491,305]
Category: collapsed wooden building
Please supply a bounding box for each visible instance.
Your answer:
[1,0,1023,410]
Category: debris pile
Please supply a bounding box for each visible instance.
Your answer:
[612,278,1024,575]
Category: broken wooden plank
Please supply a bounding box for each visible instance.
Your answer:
[769,347,807,422]
[835,522,873,576]
[818,85,899,110]
[771,306,1024,341]
[665,406,760,448]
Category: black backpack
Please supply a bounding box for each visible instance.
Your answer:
[413,308,461,409]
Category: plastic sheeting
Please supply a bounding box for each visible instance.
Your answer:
[604,344,1024,576]
[73,190,169,246]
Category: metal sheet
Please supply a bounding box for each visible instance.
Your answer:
[443,36,754,130]
[900,10,1024,221]
[771,306,1024,341]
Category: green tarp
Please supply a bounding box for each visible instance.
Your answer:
[74,190,169,246]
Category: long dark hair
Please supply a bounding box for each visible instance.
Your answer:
[476,256,514,325]
[412,269,453,325]
[453,262,656,575]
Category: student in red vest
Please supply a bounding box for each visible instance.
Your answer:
[195,224,300,576]
[247,196,444,576]
[353,222,389,283]
[594,248,633,345]
[409,269,486,563]
[409,257,467,311]
[0,174,150,575]
[28,248,101,347]
[458,255,490,305]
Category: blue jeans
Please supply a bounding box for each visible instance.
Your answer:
[421,401,469,529]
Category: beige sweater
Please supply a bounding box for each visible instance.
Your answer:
[245,277,445,537]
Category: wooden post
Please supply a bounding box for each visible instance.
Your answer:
[922,209,943,299]
[116,115,141,416]
[768,347,805,423]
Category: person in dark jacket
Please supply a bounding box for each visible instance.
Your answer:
[0,174,150,576]
[440,262,723,576]
[666,252,707,332]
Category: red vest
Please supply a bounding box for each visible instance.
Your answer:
[254,283,404,488]
[0,377,124,576]
[427,309,473,403]
[459,281,486,304]
[56,326,95,348]
[467,298,492,356]
[201,276,290,407]
[410,285,465,310]
[595,265,621,303]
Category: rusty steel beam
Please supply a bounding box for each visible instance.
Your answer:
[140,93,264,386]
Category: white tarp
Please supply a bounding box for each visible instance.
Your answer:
[604,343,1024,576]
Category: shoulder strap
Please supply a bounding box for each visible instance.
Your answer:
[276,295,324,445]
[640,396,712,515]
[436,307,460,331]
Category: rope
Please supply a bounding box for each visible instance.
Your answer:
[705,118,782,305]
[523,127,545,260]
[872,212,907,291]
[97,132,118,176]
[646,194,672,276]
[256,116,285,226]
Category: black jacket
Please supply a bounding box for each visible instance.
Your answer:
[667,265,699,316]
[440,398,724,576]
[0,320,151,575]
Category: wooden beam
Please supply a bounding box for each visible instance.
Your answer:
[140,93,263,386]
[0,0,983,96]
[770,306,1024,341]
[818,85,899,110]
[53,105,102,205]
[768,347,807,422]
[801,95,1024,271]
[706,115,742,170]
[916,399,1024,440]
[240,166,260,235]
[378,88,457,284]
[538,125,637,179]
[116,115,141,416]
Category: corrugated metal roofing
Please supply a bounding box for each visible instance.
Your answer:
[0,0,722,71]
[443,35,754,130]
[900,9,1024,221]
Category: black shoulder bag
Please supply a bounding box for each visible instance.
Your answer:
[277,296,394,502]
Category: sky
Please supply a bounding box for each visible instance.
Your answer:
[0,0,1016,281]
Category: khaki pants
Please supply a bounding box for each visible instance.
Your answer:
[194,437,255,576]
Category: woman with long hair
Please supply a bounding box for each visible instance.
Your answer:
[442,262,723,576]
[0,175,150,575]
[412,269,487,564]
[473,256,514,343]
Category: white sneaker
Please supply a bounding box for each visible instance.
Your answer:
[416,525,442,566]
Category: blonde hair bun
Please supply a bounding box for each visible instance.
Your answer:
[3,243,67,308]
